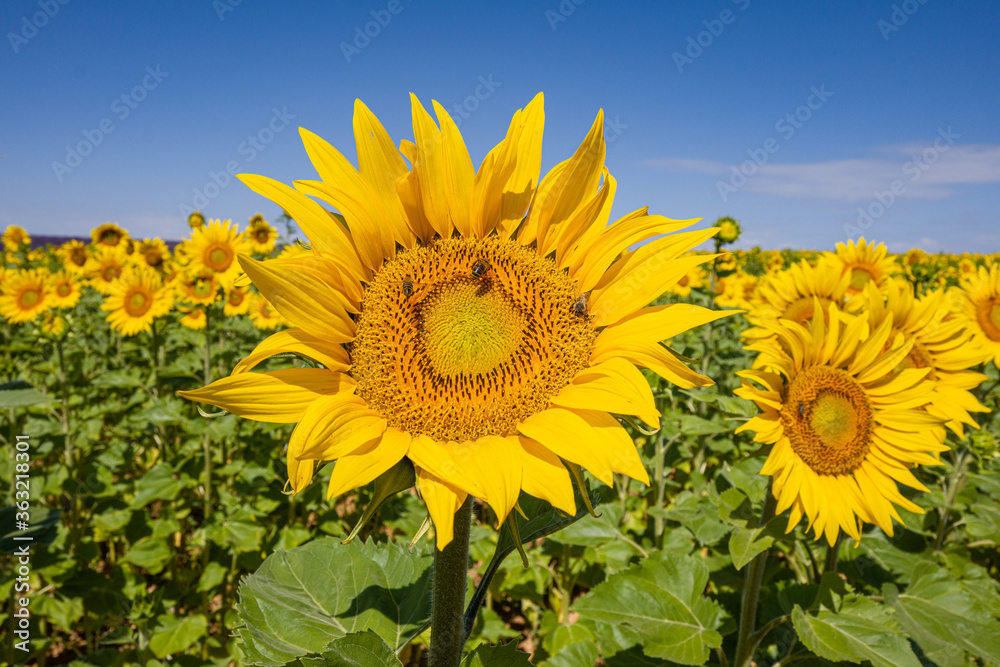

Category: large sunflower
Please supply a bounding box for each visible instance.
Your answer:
[827,237,898,298]
[736,302,947,545]
[745,258,849,336]
[102,267,174,336]
[180,94,728,548]
[180,219,250,288]
[861,281,988,437]
[953,263,1000,366]
[0,269,50,323]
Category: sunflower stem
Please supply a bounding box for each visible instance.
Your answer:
[934,445,969,551]
[56,336,78,553]
[823,533,843,574]
[429,497,472,667]
[733,484,777,667]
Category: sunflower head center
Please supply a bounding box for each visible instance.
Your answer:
[206,245,233,271]
[126,289,151,316]
[57,282,72,297]
[102,265,120,281]
[193,280,213,299]
[848,267,874,293]
[783,296,832,325]
[783,366,873,475]
[71,249,87,265]
[20,288,41,307]
[255,229,270,243]
[145,251,163,267]
[229,290,246,306]
[420,279,525,377]
[980,299,1000,341]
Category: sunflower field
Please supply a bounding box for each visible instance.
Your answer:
[3,98,1000,667]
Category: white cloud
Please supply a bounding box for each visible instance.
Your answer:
[642,144,1000,202]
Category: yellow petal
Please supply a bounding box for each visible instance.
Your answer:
[517,436,576,515]
[417,468,467,550]
[326,427,411,500]
[461,435,521,525]
[177,368,353,423]
[517,407,648,487]
[238,255,355,344]
[353,99,414,248]
[233,328,351,375]
[291,393,387,461]
[406,434,484,499]
[595,304,737,356]
[551,358,659,429]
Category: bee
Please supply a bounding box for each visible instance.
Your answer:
[390,276,432,302]
[797,401,805,418]
[401,279,414,296]
[471,259,491,279]
[571,293,588,317]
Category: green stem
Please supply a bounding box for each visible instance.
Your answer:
[56,337,79,554]
[934,445,970,551]
[429,497,473,667]
[733,485,777,667]
[201,311,214,634]
[824,534,844,574]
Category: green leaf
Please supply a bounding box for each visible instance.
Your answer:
[550,502,625,547]
[148,613,208,658]
[884,563,1000,665]
[572,552,725,665]
[0,380,54,407]
[728,525,775,571]
[198,561,228,593]
[131,463,183,509]
[236,537,432,666]
[0,506,61,554]
[791,598,921,667]
[542,641,600,667]
[461,641,533,667]
[298,630,402,666]
[120,536,173,574]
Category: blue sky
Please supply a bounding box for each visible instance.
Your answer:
[3,0,999,253]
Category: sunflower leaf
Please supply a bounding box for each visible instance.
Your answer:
[460,640,533,667]
[571,551,725,665]
[883,562,1000,665]
[236,537,432,666]
[296,630,402,667]
[791,597,921,667]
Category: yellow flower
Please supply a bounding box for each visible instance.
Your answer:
[953,263,1000,366]
[223,285,252,317]
[179,219,250,289]
[736,303,947,545]
[179,93,730,548]
[247,291,283,330]
[91,222,130,251]
[827,238,898,297]
[47,271,82,309]
[0,269,50,323]
[132,238,171,272]
[86,247,129,295]
[102,267,174,336]
[714,271,758,310]
[245,215,279,255]
[56,240,90,274]
[669,264,706,297]
[39,311,66,337]
[179,306,207,330]
[174,270,221,306]
[716,216,741,244]
[746,258,849,334]
[188,211,206,229]
[2,225,30,251]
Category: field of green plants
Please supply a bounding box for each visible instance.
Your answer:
[3,222,1000,667]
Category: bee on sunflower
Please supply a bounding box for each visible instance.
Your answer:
[179,93,731,550]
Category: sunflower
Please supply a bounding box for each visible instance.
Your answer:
[91,222,130,251]
[245,215,279,255]
[179,93,729,548]
[736,302,947,545]
[716,216,741,245]
[39,311,66,337]
[670,264,707,297]
[102,267,174,336]
[174,270,221,306]
[56,240,90,274]
[247,290,284,330]
[714,271,759,310]
[827,238,898,297]
[953,263,1000,366]
[132,238,171,272]
[0,269,50,323]
[180,219,250,288]
[179,306,207,330]
[188,211,205,229]
[2,225,30,251]
[86,247,129,295]
[745,258,849,336]
[47,271,82,309]
[223,285,252,317]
